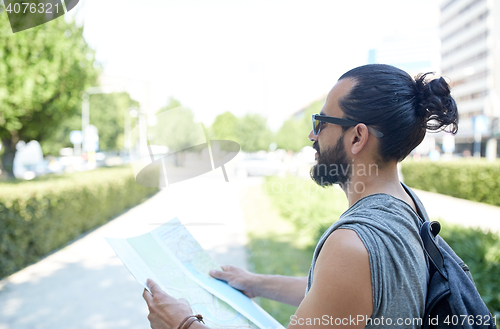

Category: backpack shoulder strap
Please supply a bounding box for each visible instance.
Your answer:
[400,182,447,279]
[420,221,447,279]
[401,182,430,223]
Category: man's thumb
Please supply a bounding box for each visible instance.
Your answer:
[209,269,228,281]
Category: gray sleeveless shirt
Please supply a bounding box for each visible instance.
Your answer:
[305,185,429,328]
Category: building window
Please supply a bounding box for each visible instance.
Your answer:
[441,0,460,12]
[442,10,489,43]
[441,0,486,28]
[457,90,489,102]
[442,50,488,73]
[450,70,489,88]
[442,31,488,59]
[459,110,482,120]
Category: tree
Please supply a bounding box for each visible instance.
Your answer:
[236,114,272,152]
[210,111,238,141]
[40,92,139,155]
[160,97,182,111]
[209,112,273,152]
[299,98,325,130]
[39,114,81,156]
[275,118,308,152]
[90,93,140,152]
[148,98,206,152]
[274,98,326,152]
[0,12,99,178]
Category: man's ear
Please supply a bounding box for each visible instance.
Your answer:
[349,124,370,155]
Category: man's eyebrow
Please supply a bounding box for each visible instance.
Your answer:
[320,111,325,115]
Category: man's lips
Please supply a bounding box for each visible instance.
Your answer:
[312,142,319,160]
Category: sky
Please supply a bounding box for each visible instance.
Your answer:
[69,0,441,131]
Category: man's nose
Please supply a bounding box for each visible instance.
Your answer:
[308,129,318,142]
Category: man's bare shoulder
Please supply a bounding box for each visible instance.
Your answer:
[288,229,372,328]
[313,228,371,293]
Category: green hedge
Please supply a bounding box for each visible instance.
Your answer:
[401,159,500,206]
[0,166,158,279]
[438,222,500,318]
[263,176,348,246]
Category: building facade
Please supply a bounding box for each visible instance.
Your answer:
[440,0,500,158]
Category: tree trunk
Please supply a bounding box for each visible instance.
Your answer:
[1,136,19,179]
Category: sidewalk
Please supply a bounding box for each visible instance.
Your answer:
[412,188,500,234]
[0,170,253,329]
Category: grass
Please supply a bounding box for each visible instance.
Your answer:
[261,176,348,248]
[240,182,312,326]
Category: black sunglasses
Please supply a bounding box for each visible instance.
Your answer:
[312,114,384,138]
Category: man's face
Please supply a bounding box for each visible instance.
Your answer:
[310,133,351,187]
[309,78,355,187]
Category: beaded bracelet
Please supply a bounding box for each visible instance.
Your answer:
[177,314,205,329]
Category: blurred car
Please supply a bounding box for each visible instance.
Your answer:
[236,155,285,177]
[14,158,64,180]
[297,146,316,165]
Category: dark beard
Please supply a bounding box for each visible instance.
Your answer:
[310,134,351,187]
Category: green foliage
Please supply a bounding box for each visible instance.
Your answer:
[264,176,348,245]
[298,98,325,129]
[401,159,500,206]
[248,235,312,325]
[0,13,99,176]
[0,167,157,279]
[38,115,81,156]
[161,97,182,111]
[87,92,139,152]
[236,114,272,152]
[149,100,206,151]
[275,118,308,152]
[210,111,238,142]
[273,98,325,152]
[208,111,274,152]
[243,183,313,326]
[40,92,139,155]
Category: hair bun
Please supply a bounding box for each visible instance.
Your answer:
[414,73,458,133]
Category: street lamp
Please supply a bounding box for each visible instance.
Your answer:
[81,87,114,154]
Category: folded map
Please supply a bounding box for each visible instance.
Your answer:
[106,217,284,329]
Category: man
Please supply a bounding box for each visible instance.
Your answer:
[143,64,459,328]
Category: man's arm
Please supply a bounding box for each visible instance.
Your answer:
[288,229,372,328]
[210,266,307,306]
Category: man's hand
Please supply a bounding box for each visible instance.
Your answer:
[209,265,258,298]
[210,266,308,306]
[143,278,193,329]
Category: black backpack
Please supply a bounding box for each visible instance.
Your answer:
[420,220,497,329]
[400,183,497,329]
